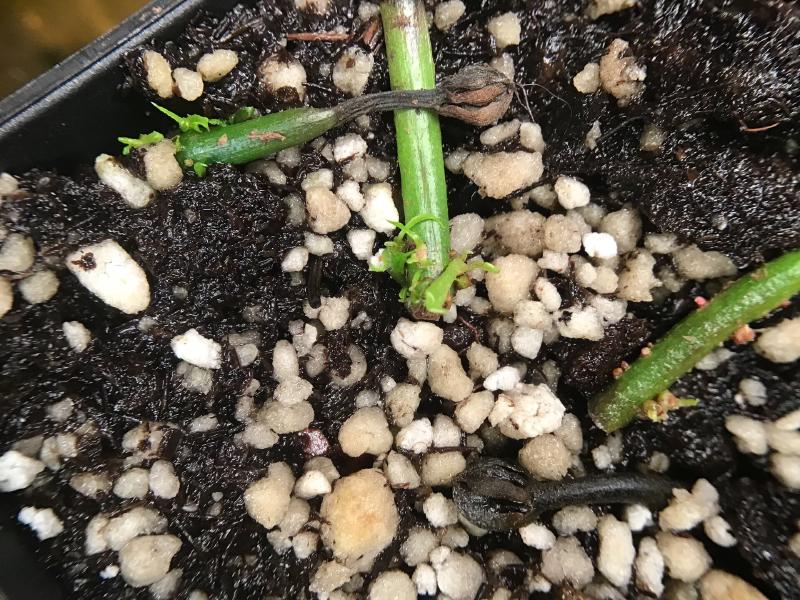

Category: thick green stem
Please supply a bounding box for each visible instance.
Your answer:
[590,249,800,432]
[380,0,450,277]
[175,108,338,167]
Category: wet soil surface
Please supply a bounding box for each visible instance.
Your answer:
[1,0,799,598]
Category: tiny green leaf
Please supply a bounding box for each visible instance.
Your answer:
[371,214,496,315]
[193,162,208,177]
[152,103,225,133]
[229,106,262,124]
[118,131,165,155]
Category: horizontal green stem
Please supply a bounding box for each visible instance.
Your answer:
[380,0,450,277]
[175,108,338,167]
[590,249,800,432]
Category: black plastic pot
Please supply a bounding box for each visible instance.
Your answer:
[0,1,240,596]
[0,0,242,174]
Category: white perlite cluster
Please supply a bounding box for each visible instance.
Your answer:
[726,409,800,489]
[143,48,237,102]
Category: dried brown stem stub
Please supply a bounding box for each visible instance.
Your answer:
[453,458,675,531]
[438,64,516,127]
[335,65,514,126]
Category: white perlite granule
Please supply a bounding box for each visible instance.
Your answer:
[487,12,521,49]
[0,277,12,318]
[540,536,594,589]
[656,532,711,583]
[143,140,183,191]
[434,0,466,31]
[244,462,295,529]
[197,49,238,82]
[599,38,646,106]
[171,329,222,370]
[66,240,150,314]
[554,176,590,209]
[635,536,664,596]
[95,154,155,209]
[320,469,399,567]
[333,47,375,96]
[573,62,600,93]
[462,151,543,199]
[18,507,63,540]
[434,551,484,600]
[258,53,307,100]
[19,270,59,304]
[490,383,565,439]
[369,570,416,600]
[518,522,555,550]
[63,321,92,353]
[119,535,182,588]
[143,50,173,98]
[597,515,635,587]
[755,317,800,363]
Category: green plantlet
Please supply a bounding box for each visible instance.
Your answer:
[152,102,225,133]
[641,392,699,423]
[118,131,165,155]
[371,215,496,315]
[228,106,262,124]
[192,162,209,178]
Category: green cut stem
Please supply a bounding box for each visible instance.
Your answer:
[175,107,339,167]
[590,249,800,432]
[380,0,450,277]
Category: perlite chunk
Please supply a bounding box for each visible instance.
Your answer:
[95,154,156,209]
[339,407,393,457]
[258,53,307,100]
[490,383,565,439]
[0,450,45,492]
[66,240,150,314]
[170,329,222,370]
[486,12,521,49]
[119,535,182,588]
[305,187,351,234]
[333,47,374,96]
[656,532,711,583]
[143,50,173,99]
[143,140,183,191]
[244,462,295,529]
[462,152,543,199]
[599,38,646,106]
[390,318,443,360]
[369,570,416,600]
[754,317,800,363]
[197,49,239,82]
[540,536,594,589]
[518,434,571,480]
[427,344,473,403]
[485,254,538,314]
[320,469,398,567]
[597,515,635,587]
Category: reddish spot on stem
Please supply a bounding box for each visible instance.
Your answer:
[248,131,286,142]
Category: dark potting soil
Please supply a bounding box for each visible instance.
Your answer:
[1,0,798,598]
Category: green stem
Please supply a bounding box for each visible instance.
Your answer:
[590,249,800,432]
[175,108,339,167]
[380,0,450,277]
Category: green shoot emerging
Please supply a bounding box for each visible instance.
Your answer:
[371,215,496,316]
[640,392,699,423]
[118,131,164,155]
[151,103,225,133]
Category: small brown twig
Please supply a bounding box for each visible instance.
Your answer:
[286,31,351,42]
[737,116,781,133]
[458,315,482,344]
[361,17,383,49]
